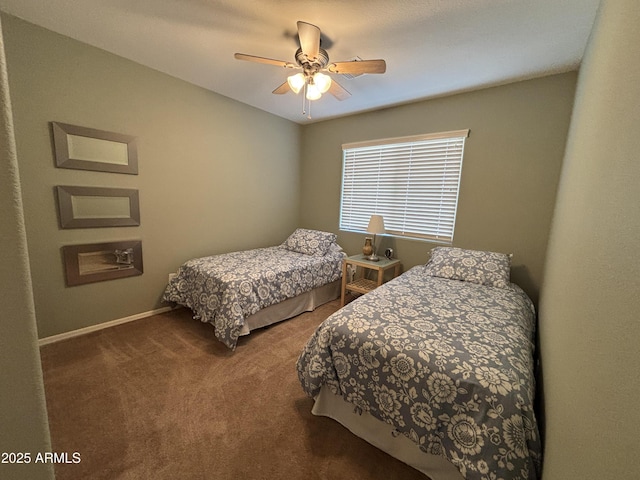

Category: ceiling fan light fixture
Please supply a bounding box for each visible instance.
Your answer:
[313,72,331,93]
[306,82,322,100]
[287,73,305,94]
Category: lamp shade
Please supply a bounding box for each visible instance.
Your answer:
[287,73,305,94]
[367,215,386,234]
[313,72,332,93]
[306,82,321,100]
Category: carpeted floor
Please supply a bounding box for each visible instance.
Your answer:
[40,301,428,479]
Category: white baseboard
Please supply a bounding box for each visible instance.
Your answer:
[38,306,180,346]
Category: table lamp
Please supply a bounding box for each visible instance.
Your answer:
[366,215,385,261]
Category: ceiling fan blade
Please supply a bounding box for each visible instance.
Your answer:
[328,59,387,75]
[297,21,320,60]
[234,53,296,69]
[272,82,292,95]
[328,79,351,101]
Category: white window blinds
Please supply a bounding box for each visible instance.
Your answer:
[340,129,469,244]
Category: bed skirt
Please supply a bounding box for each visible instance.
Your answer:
[238,279,341,336]
[311,386,464,480]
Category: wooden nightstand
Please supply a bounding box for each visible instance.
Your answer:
[341,254,402,307]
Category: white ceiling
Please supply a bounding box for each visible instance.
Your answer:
[0,0,600,124]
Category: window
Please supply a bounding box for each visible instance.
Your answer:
[340,129,469,244]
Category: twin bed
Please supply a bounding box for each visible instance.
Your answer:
[297,246,541,480]
[165,234,541,479]
[163,229,345,349]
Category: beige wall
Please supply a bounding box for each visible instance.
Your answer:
[539,0,640,478]
[300,73,578,303]
[2,14,301,338]
[0,15,54,480]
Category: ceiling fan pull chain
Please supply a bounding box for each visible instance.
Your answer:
[302,82,307,115]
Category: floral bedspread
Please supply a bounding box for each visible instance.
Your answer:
[296,265,541,479]
[163,246,345,349]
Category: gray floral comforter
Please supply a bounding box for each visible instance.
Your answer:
[163,246,345,349]
[296,265,541,480]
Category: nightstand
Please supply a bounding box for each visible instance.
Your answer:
[341,254,402,307]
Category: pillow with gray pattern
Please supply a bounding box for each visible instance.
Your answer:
[282,228,337,256]
[425,246,511,289]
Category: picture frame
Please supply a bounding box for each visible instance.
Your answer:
[55,186,140,229]
[52,122,138,175]
[62,240,143,286]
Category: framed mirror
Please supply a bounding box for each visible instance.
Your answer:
[63,240,143,286]
[52,122,138,174]
[56,186,140,229]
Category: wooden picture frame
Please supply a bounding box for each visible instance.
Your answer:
[56,186,140,229]
[62,240,143,286]
[52,122,138,174]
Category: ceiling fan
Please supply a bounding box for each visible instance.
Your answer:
[234,21,386,117]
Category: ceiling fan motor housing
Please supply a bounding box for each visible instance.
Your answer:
[295,47,329,74]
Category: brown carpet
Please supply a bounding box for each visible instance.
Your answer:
[40,300,428,479]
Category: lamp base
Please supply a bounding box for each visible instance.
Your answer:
[366,254,380,262]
